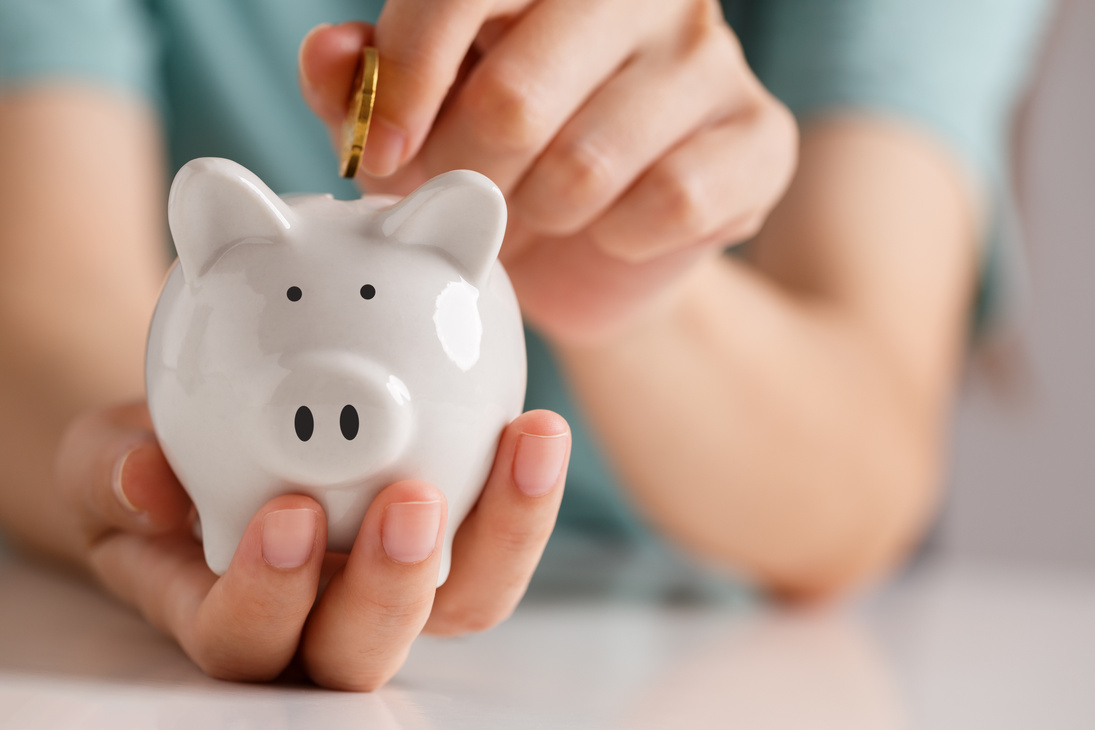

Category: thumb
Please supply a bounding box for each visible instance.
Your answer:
[55,402,192,546]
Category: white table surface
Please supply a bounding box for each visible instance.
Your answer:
[1,546,1093,730]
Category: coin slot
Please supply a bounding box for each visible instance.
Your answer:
[294,406,314,442]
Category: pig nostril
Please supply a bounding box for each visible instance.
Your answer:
[294,406,314,442]
[340,405,359,440]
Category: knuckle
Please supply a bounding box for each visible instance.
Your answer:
[193,648,279,684]
[53,412,101,493]
[649,164,711,238]
[356,588,435,627]
[241,597,308,629]
[388,50,456,108]
[464,66,550,153]
[727,211,766,244]
[772,98,799,142]
[587,221,632,262]
[741,211,766,240]
[675,0,738,63]
[768,102,800,182]
[488,520,554,556]
[543,139,616,214]
[694,0,731,28]
[429,601,515,636]
[374,592,434,620]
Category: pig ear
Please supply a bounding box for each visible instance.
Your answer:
[168,157,295,283]
[378,170,507,284]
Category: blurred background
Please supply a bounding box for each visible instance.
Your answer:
[940,0,1095,571]
[2,4,1093,727]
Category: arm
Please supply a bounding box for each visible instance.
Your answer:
[298,2,978,600]
[557,119,979,598]
[0,87,167,563]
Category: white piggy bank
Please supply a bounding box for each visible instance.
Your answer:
[146,157,526,580]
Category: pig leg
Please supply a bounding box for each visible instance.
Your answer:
[189,479,270,576]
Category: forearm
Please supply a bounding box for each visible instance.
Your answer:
[558,258,942,596]
[556,120,979,597]
[0,88,167,562]
[0,345,148,566]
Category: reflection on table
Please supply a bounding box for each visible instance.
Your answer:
[1,537,1093,729]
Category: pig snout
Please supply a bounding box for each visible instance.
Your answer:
[292,403,361,442]
[259,352,413,487]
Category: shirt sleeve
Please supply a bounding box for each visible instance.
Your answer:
[733,0,1055,333]
[0,0,162,106]
[739,0,1053,184]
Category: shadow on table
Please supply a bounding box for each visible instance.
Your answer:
[0,555,433,729]
[0,555,196,684]
[613,612,909,729]
[402,532,911,728]
[0,543,912,729]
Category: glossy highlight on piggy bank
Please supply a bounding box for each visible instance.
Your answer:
[146,158,526,580]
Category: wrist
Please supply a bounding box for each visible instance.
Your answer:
[530,246,726,363]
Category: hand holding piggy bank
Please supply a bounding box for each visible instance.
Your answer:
[146,158,526,581]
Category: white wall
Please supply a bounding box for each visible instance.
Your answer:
[942,0,1095,568]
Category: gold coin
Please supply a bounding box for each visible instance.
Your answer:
[339,47,379,179]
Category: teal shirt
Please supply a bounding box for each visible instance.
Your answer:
[0,0,1052,567]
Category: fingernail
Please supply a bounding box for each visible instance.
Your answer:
[382,500,441,564]
[362,116,406,177]
[112,446,145,514]
[513,432,568,497]
[297,22,333,91]
[262,509,318,570]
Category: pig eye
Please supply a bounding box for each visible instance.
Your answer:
[286,286,303,302]
[360,284,376,300]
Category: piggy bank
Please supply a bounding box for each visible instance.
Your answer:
[146,157,526,580]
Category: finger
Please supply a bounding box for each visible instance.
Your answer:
[425,410,569,636]
[414,0,664,192]
[55,403,192,540]
[588,100,798,263]
[298,22,375,130]
[510,21,746,235]
[363,0,511,177]
[301,480,447,691]
[89,494,326,682]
